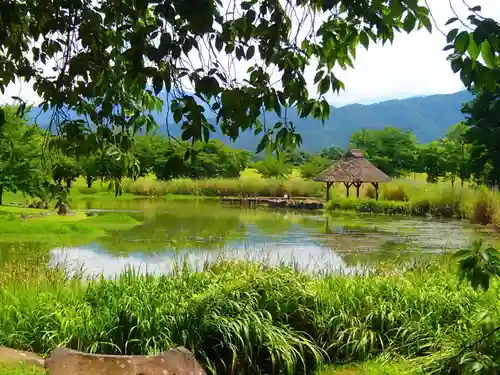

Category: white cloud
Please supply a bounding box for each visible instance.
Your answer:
[2,0,499,106]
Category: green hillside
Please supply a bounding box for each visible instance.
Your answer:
[30,90,473,151]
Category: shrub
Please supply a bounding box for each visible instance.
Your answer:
[382,184,409,201]
[364,185,376,199]
[470,193,494,225]
[326,198,411,215]
[411,198,431,216]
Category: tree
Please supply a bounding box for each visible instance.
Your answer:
[300,155,331,179]
[441,123,471,187]
[350,127,418,177]
[252,152,292,179]
[287,150,312,166]
[0,0,431,182]
[134,135,170,177]
[320,146,346,161]
[153,139,251,180]
[418,141,448,183]
[461,88,500,187]
[0,107,45,205]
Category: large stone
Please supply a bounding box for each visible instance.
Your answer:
[57,204,69,216]
[0,347,45,368]
[45,347,206,375]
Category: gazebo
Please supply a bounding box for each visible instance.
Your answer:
[313,149,391,201]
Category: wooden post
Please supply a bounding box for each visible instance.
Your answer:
[344,182,352,198]
[326,182,332,201]
[354,182,362,198]
[371,182,379,200]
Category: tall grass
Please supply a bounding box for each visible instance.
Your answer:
[123,177,323,198]
[0,257,498,374]
[327,180,500,224]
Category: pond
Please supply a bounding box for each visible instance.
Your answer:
[48,199,497,278]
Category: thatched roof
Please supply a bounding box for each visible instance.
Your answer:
[313,149,391,183]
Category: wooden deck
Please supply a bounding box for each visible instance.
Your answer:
[220,196,324,210]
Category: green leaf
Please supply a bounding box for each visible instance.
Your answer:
[181,128,192,141]
[153,75,163,95]
[451,58,461,73]
[453,249,472,259]
[256,135,269,154]
[300,101,313,118]
[445,17,459,26]
[359,31,369,50]
[314,70,324,84]
[403,13,416,33]
[481,40,496,68]
[473,26,488,46]
[215,36,223,51]
[447,28,458,44]
[246,45,255,59]
[173,110,182,123]
[455,31,470,53]
[421,17,432,33]
[468,34,481,60]
[318,77,330,95]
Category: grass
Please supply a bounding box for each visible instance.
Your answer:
[122,176,322,198]
[0,253,498,375]
[326,180,500,225]
[0,204,141,243]
[317,357,422,375]
[0,366,44,375]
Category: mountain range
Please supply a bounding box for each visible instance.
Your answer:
[29,90,473,152]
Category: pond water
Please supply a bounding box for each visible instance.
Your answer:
[49,199,497,278]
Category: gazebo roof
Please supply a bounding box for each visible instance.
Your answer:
[313,149,391,183]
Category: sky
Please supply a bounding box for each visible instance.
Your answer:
[2,0,500,107]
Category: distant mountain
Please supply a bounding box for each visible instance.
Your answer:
[29,90,473,151]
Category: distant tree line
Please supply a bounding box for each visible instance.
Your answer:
[0,107,252,204]
[349,124,471,186]
[2,83,499,206]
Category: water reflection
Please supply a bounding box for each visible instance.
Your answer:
[47,200,498,277]
[50,242,352,279]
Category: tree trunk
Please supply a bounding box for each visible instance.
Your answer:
[87,176,93,188]
[451,177,455,189]
[0,184,3,205]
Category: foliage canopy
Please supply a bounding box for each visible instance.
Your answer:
[0,0,432,166]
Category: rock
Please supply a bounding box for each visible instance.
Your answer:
[57,204,69,216]
[86,211,97,217]
[0,347,44,368]
[45,347,206,375]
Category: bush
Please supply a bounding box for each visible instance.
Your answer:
[364,185,376,199]
[326,198,411,215]
[469,190,498,225]
[411,198,431,216]
[382,184,409,201]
